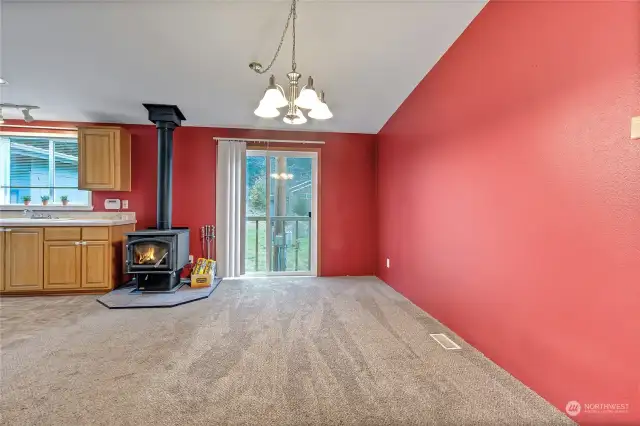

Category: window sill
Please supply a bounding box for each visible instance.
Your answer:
[0,205,94,211]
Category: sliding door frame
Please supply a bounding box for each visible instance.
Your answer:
[245,146,321,276]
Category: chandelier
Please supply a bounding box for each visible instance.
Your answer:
[250,0,332,124]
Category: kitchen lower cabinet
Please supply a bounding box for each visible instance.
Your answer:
[4,228,44,292]
[0,229,6,291]
[1,224,134,295]
[44,241,82,289]
[82,241,110,289]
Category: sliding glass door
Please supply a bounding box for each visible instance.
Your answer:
[245,150,318,275]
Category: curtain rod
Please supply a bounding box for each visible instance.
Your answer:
[214,137,324,145]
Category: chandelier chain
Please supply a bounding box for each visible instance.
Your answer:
[291,0,297,72]
[255,0,298,75]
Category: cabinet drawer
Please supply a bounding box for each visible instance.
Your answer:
[45,227,82,241]
[82,227,109,240]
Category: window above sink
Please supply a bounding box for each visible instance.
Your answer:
[0,132,92,209]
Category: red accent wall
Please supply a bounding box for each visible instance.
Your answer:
[95,126,376,276]
[377,1,640,424]
[0,121,376,276]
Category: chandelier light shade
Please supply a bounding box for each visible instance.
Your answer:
[259,75,288,109]
[295,76,320,110]
[250,0,332,125]
[254,100,280,118]
[309,91,333,120]
[283,107,307,125]
[271,172,294,180]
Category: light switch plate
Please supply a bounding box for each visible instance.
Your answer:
[104,199,121,210]
[632,117,640,140]
[122,200,129,209]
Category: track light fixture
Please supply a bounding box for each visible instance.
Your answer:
[0,103,40,123]
[22,108,35,123]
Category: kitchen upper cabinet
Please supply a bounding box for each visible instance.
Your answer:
[4,228,44,292]
[44,241,82,289]
[82,241,110,289]
[78,126,131,191]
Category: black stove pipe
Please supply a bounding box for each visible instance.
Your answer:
[156,122,175,230]
[142,104,186,230]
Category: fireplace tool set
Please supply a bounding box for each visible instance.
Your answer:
[200,225,215,259]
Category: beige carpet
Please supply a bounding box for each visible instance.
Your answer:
[0,276,573,425]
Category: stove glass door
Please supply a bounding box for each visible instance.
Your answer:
[132,241,170,268]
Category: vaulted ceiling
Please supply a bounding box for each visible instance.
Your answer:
[0,0,486,134]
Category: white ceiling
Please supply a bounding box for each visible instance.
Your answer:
[0,0,486,134]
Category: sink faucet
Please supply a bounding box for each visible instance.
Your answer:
[23,209,52,219]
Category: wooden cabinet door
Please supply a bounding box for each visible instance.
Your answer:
[44,241,82,289]
[5,228,44,291]
[78,128,117,190]
[0,230,5,292]
[82,241,110,289]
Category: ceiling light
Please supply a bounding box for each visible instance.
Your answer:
[283,107,307,125]
[295,76,320,109]
[0,103,40,123]
[259,75,288,109]
[22,108,35,123]
[0,77,7,85]
[250,0,332,125]
[309,91,333,120]
[271,172,294,180]
[254,100,280,118]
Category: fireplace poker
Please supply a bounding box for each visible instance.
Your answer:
[200,227,206,260]
[200,225,215,259]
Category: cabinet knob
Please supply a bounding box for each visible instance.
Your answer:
[74,241,82,245]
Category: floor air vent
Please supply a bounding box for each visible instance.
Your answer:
[430,333,462,350]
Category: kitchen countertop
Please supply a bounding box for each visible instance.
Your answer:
[0,218,137,227]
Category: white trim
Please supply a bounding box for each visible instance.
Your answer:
[311,152,318,276]
[0,204,94,211]
[216,137,324,145]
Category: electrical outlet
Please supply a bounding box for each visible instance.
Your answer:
[386,258,390,268]
[122,200,129,209]
[189,255,194,264]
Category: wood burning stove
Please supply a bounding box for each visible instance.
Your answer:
[124,104,190,292]
[125,229,189,291]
